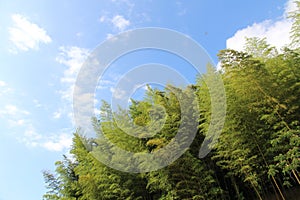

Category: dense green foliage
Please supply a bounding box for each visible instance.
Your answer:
[43,4,300,200]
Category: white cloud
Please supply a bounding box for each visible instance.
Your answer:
[16,120,73,152]
[111,15,130,31]
[106,33,114,40]
[0,81,6,87]
[110,87,127,99]
[0,104,30,117]
[55,46,91,127]
[33,99,42,108]
[227,20,292,51]
[56,46,90,85]
[56,46,89,109]
[0,96,72,152]
[15,119,25,126]
[76,32,83,38]
[53,110,62,119]
[5,105,18,115]
[24,126,42,140]
[285,0,298,15]
[99,16,107,22]
[21,129,72,152]
[97,79,115,90]
[0,104,72,152]
[0,81,13,96]
[9,14,52,52]
[8,119,25,127]
[17,125,42,147]
[42,133,73,152]
[226,0,296,51]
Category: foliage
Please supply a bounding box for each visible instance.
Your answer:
[43,7,300,199]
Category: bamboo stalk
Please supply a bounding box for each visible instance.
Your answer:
[271,176,286,200]
[292,169,300,185]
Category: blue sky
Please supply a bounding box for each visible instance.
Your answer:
[0,0,297,199]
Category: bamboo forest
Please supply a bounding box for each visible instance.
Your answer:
[43,2,300,199]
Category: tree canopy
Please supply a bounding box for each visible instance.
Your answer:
[43,3,300,199]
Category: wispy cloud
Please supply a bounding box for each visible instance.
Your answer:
[52,110,62,119]
[226,0,297,51]
[19,124,43,147]
[33,99,42,108]
[110,87,127,99]
[100,14,130,31]
[17,123,73,152]
[0,104,30,117]
[8,119,25,127]
[0,81,13,96]
[56,46,90,84]
[0,104,53,150]
[97,79,115,90]
[0,81,6,87]
[0,86,72,152]
[55,46,90,124]
[56,46,89,101]
[111,15,130,31]
[106,33,115,40]
[41,133,73,152]
[8,14,52,53]
[176,1,187,16]
[99,15,107,23]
